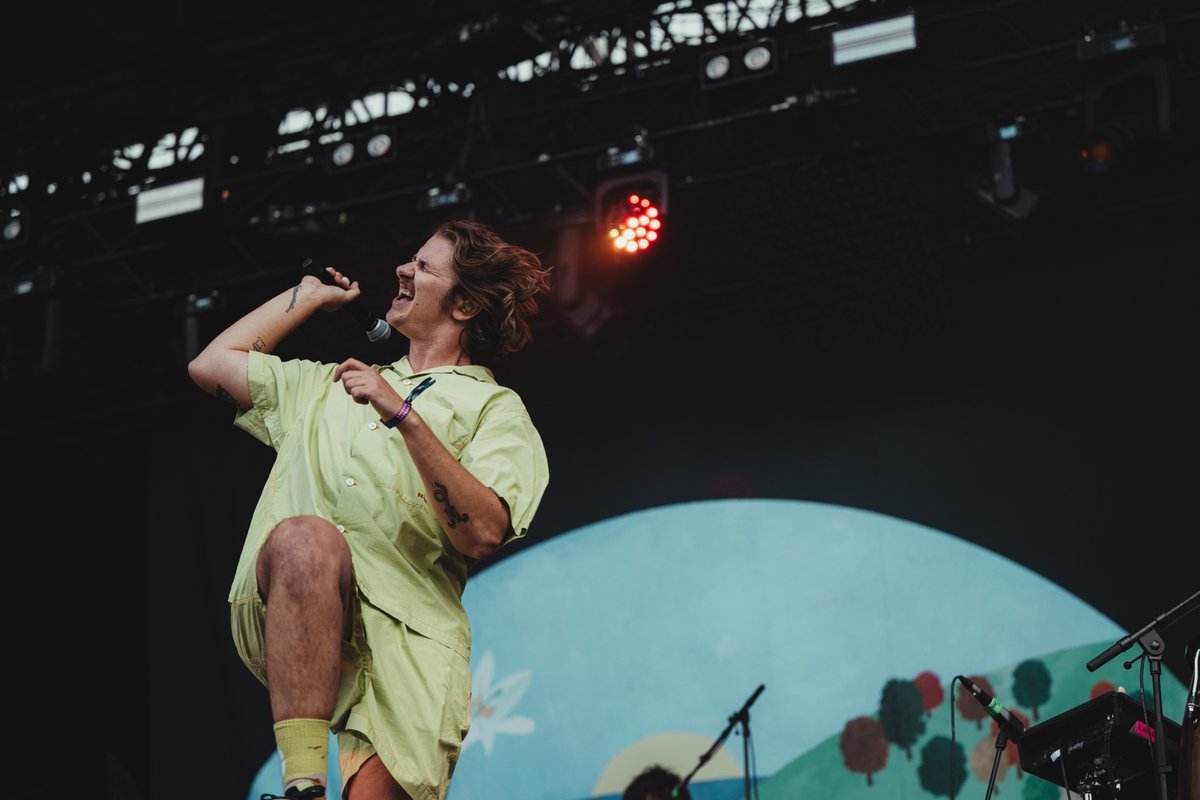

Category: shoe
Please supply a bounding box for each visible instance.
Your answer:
[260,785,326,800]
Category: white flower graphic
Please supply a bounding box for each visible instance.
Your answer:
[462,649,535,755]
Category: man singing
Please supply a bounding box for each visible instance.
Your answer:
[188,220,551,799]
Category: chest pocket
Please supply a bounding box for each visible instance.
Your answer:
[412,395,476,460]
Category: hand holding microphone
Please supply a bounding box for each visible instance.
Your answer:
[302,258,392,343]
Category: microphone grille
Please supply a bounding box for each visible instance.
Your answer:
[367,319,392,343]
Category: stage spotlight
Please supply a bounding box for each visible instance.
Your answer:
[416,181,472,213]
[0,266,55,301]
[971,118,1039,222]
[704,54,731,82]
[366,131,392,159]
[3,208,25,244]
[331,142,356,168]
[594,171,668,257]
[326,126,396,173]
[699,38,778,89]
[605,193,662,255]
[1080,125,1124,175]
[743,45,773,72]
[1078,56,1171,177]
[1076,22,1165,62]
[600,135,655,171]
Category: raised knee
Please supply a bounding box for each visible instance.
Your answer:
[272,515,339,543]
[256,516,349,588]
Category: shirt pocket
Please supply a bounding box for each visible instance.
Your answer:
[412,396,476,459]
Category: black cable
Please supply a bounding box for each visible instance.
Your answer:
[1137,652,1157,771]
[1059,733,1074,799]
[949,675,960,800]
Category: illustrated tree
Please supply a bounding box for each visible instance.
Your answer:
[1022,776,1062,800]
[840,716,890,786]
[991,710,1031,778]
[914,671,945,718]
[879,678,927,759]
[971,735,1012,794]
[917,735,968,798]
[1089,680,1116,699]
[956,675,996,730]
[1012,660,1052,721]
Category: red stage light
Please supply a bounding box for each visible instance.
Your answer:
[604,197,664,256]
[594,170,668,257]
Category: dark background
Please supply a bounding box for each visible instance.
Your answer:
[2,2,1198,799]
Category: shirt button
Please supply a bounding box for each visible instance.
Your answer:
[336,524,346,534]
[403,379,414,386]
[368,422,378,430]
[345,478,355,487]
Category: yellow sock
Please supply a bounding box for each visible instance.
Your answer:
[274,718,329,793]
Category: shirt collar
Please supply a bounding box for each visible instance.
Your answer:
[385,355,496,384]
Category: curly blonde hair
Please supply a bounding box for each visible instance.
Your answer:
[435,220,552,363]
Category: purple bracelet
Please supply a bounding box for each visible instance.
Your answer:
[383,401,412,428]
[382,376,435,428]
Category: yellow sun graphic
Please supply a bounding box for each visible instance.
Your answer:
[592,731,743,796]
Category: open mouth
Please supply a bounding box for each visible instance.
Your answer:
[394,283,414,306]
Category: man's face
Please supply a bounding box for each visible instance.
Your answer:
[386,233,461,337]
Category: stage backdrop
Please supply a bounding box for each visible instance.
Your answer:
[247,498,1186,800]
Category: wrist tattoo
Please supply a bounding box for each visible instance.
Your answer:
[287,284,300,311]
[433,481,470,529]
[216,384,246,410]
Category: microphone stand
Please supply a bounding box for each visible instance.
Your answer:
[982,728,1011,800]
[676,684,765,800]
[1085,589,1200,800]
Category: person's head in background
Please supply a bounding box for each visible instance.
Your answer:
[622,765,690,800]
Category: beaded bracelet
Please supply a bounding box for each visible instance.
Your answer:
[383,376,436,428]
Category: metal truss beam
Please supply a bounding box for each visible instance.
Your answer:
[3,0,1197,318]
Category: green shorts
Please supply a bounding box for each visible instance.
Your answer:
[230,589,472,800]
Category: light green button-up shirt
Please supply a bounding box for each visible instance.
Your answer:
[229,351,549,658]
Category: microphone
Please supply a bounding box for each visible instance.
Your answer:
[957,675,1027,740]
[302,258,392,343]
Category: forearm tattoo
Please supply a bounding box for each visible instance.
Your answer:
[252,336,266,352]
[287,283,301,311]
[433,481,470,529]
[215,384,246,410]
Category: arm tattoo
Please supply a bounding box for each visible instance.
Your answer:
[215,384,246,411]
[433,481,470,529]
[287,283,301,312]
[252,336,266,352]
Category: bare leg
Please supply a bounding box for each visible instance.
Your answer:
[256,515,353,721]
[344,755,413,800]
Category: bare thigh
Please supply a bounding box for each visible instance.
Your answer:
[344,755,413,800]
